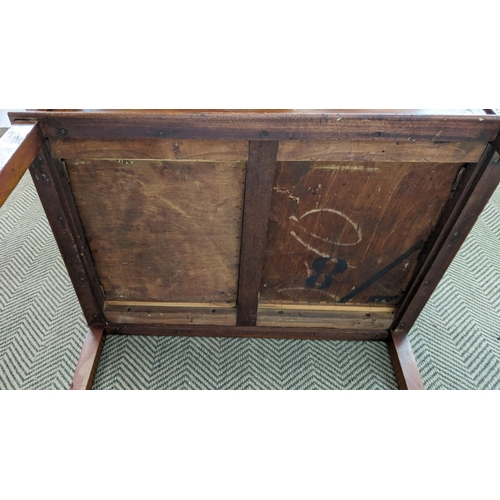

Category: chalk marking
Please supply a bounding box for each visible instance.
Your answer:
[289,208,362,250]
[290,231,330,258]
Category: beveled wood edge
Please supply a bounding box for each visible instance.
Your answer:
[392,140,500,332]
[9,110,500,142]
[29,144,106,324]
[104,323,389,341]
[70,325,106,390]
[387,331,424,390]
[0,122,43,207]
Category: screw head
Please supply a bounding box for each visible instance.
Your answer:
[59,128,66,135]
[159,130,165,136]
[260,130,269,137]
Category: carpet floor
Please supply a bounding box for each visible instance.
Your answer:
[1,127,500,389]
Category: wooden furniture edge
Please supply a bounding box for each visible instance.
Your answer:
[0,122,43,207]
[29,143,106,324]
[9,110,500,141]
[393,140,500,331]
[388,331,425,390]
[104,323,389,341]
[70,325,106,390]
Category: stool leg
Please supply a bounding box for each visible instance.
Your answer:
[70,325,106,390]
[388,331,424,390]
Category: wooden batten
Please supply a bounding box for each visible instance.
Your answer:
[236,141,279,326]
[50,138,249,161]
[277,140,486,163]
[257,304,394,330]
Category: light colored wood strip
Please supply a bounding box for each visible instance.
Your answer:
[105,310,236,326]
[277,140,486,163]
[258,302,395,313]
[105,300,236,308]
[50,138,248,161]
[257,308,393,330]
[70,326,105,390]
[0,122,43,207]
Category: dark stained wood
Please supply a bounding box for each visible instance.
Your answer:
[493,133,500,155]
[237,141,279,326]
[260,160,463,305]
[9,110,500,142]
[388,332,424,390]
[70,325,106,390]
[277,140,486,163]
[29,145,106,323]
[393,144,500,332]
[50,138,248,161]
[0,122,43,207]
[67,159,246,303]
[106,323,389,341]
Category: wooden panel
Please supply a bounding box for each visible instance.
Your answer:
[67,159,246,303]
[105,302,236,325]
[0,122,43,207]
[29,146,105,324]
[10,110,500,142]
[388,332,424,390]
[393,145,500,331]
[257,304,394,330]
[277,140,486,163]
[237,141,279,326]
[260,160,464,306]
[106,323,389,341]
[50,138,248,161]
[70,326,106,390]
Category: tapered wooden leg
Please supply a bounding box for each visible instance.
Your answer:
[70,325,106,390]
[388,331,424,390]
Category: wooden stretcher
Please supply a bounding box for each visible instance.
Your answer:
[1,109,500,390]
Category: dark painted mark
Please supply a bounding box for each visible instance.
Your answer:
[368,295,398,304]
[339,241,424,304]
[306,257,347,290]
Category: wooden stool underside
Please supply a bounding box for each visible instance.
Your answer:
[3,110,500,389]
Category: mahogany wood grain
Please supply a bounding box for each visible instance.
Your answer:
[388,332,424,390]
[29,145,105,323]
[106,323,389,341]
[0,122,43,207]
[236,141,279,326]
[9,110,500,142]
[259,160,462,305]
[70,325,106,390]
[50,138,248,161]
[393,144,500,332]
[277,140,486,163]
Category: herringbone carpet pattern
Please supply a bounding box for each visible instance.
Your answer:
[1,124,500,389]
